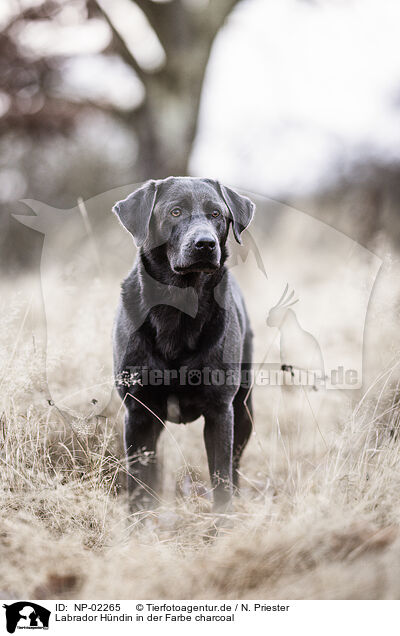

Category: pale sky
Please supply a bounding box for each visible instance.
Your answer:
[191,0,400,197]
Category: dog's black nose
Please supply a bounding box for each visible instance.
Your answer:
[195,236,216,251]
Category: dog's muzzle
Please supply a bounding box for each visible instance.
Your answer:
[173,230,221,274]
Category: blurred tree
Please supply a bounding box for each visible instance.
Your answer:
[0,0,245,270]
[0,0,242,179]
[95,0,242,178]
[0,1,83,135]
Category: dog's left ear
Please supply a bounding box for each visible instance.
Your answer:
[112,180,158,247]
[218,183,255,244]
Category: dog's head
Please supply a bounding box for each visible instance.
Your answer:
[112,177,255,274]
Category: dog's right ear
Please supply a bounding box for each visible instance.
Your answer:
[112,180,158,247]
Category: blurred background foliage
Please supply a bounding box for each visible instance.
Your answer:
[1,0,400,272]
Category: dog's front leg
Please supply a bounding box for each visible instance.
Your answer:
[204,403,234,512]
[124,399,164,511]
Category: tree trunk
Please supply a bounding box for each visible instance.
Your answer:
[132,47,212,179]
[123,0,240,181]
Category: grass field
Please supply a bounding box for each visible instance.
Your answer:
[1,206,400,600]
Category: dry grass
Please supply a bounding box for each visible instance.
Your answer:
[2,217,400,600]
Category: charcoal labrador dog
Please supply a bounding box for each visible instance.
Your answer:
[113,176,254,512]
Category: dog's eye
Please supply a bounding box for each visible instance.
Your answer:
[211,210,220,218]
[170,208,182,217]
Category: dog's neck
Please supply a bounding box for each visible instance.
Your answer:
[140,244,227,290]
[122,247,229,361]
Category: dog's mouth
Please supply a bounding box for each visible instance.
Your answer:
[173,261,220,274]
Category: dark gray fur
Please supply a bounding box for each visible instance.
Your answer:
[113,177,254,512]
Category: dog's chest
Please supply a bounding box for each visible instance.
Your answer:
[165,392,202,424]
[150,308,204,359]
[166,395,181,422]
